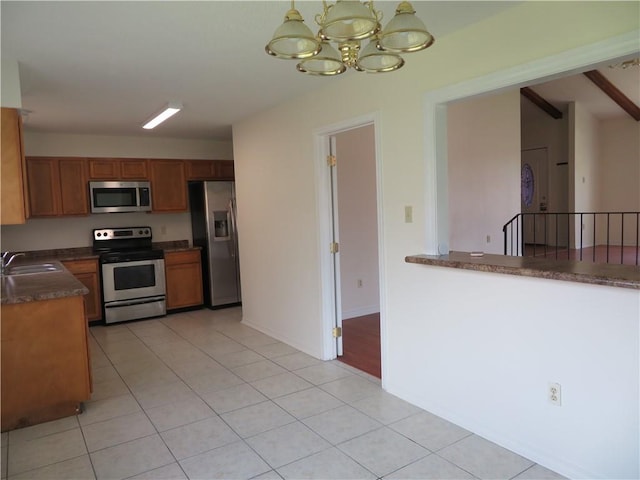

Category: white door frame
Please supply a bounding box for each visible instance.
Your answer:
[422,30,638,256]
[315,113,385,366]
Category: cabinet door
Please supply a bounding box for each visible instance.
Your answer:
[149,160,187,212]
[88,158,119,179]
[63,259,102,322]
[216,160,235,180]
[165,250,203,310]
[186,160,217,180]
[1,108,28,224]
[59,158,89,215]
[26,158,60,217]
[121,159,148,179]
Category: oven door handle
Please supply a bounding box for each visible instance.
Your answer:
[104,296,166,309]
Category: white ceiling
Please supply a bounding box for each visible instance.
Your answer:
[2,1,638,143]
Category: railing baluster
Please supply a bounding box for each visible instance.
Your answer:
[593,214,596,262]
[501,211,639,265]
[580,213,583,261]
[621,213,624,265]
[606,213,610,263]
[555,213,559,259]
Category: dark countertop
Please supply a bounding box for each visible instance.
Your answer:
[405,251,640,290]
[1,261,89,305]
[1,240,197,305]
[18,240,194,262]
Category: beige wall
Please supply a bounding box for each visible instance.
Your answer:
[598,117,640,245]
[233,2,639,478]
[447,90,521,254]
[570,102,601,247]
[1,59,21,108]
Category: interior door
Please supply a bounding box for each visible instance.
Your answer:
[521,148,548,246]
[328,135,343,356]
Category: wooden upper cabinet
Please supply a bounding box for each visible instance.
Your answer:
[26,157,88,217]
[216,160,235,180]
[88,158,148,180]
[1,107,29,224]
[186,160,234,181]
[148,159,187,212]
[59,158,89,215]
[26,158,61,217]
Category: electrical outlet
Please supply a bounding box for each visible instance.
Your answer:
[160,225,167,235]
[548,382,561,406]
[486,235,491,243]
[357,279,363,288]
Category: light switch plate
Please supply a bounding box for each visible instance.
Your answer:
[405,205,413,223]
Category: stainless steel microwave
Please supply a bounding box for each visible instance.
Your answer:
[89,181,152,213]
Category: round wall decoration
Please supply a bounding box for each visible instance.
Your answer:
[521,163,535,207]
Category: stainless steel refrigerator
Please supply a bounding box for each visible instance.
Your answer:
[188,181,241,308]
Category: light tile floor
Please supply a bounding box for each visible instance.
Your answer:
[2,307,567,480]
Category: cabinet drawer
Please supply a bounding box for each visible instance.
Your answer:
[63,259,98,274]
[165,249,200,266]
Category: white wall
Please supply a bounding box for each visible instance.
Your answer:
[1,59,22,108]
[394,264,639,479]
[598,118,640,245]
[447,90,520,254]
[0,132,233,252]
[569,102,601,247]
[336,125,380,319]
[232,1,639,478]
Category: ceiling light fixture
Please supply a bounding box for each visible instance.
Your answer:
[608,58,640,69]
[265,0,434,76]
[142,102,182,130]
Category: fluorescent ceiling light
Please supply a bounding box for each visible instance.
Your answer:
[142,102,182,129]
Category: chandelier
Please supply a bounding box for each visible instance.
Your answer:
[265,1,435,76]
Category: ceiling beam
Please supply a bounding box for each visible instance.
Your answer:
[583,70,640,122]
[520,87,563,119]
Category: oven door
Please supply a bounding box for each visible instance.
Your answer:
[102,258,166,303]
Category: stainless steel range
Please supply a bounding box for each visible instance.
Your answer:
[93,227,166,324]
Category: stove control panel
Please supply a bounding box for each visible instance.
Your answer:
[93,227,152,241]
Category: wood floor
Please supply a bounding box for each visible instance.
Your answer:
[524,244,639,265]
[338,313,381,379]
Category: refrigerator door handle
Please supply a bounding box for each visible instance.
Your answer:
[228,199,236,258]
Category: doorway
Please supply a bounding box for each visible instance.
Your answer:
[333,125,381,378]
[316,116,383,377]
[521,147,549,246]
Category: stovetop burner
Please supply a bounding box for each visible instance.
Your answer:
[93,226,163,262]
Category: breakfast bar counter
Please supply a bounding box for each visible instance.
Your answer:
[405,251,640,290]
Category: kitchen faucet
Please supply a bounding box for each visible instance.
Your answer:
[1,251,25,275]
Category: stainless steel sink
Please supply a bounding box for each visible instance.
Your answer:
[5,263,64,275]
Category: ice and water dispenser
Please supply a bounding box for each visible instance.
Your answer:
[213,210,230,240]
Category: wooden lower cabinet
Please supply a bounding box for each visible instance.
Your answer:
[1,295,91,431]
[63,259,102,322]
[165,250,203,310]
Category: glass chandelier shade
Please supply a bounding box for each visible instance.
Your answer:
[265,7,321,59]
[318,1,379,42]
[357,38,404,73]
[297,41,347,76]
[378,1,434,52]
[265,1,434,76]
